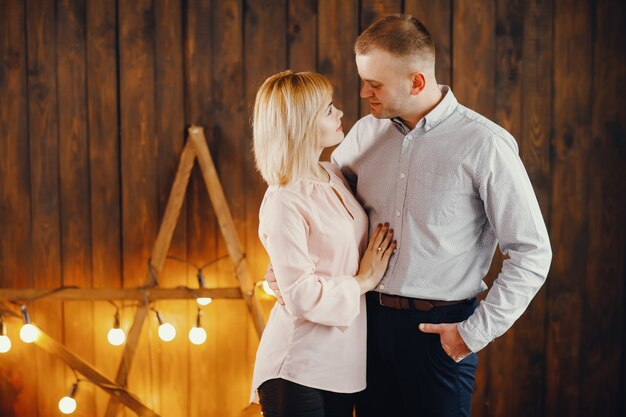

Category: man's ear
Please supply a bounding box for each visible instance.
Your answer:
[410,72,426,95]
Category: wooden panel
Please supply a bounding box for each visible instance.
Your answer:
[288,0,317,71]
[489,2,525,414]
[360,0,402,29]
[487,1,552,416]
[183,1,219,415]
[404,0,452,86]
[57,0,96,414]
[118,0,158,411]
[545,1,593,416]
[514,1,553,416]
[452,2,495,416]
[0,0,37,416]
[85,0,123,412]
[24,0,67,414]
[218,0,250,413]
[581,0,626,415]
[318,0,359,160]
[243,0,287,279]
[154,0,188,414]
[358,0,402,118]
[239,0,286,405]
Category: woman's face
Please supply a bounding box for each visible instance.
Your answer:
[317,96,344,149]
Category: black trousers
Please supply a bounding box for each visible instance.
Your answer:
[258,378,356,417]
[356,292,479,417]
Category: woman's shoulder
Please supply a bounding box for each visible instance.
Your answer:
[260,184,309,217]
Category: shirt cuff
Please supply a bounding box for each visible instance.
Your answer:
[457,321,492,353]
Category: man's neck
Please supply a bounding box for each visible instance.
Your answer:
[400,84,444,130]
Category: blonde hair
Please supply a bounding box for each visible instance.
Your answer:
[355,14,435,68]
[253,70,333,186]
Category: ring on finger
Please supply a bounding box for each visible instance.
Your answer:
[377,247,383,253]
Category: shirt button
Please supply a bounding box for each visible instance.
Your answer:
[396,210,401,217]
[400,173,406,179]
[379,284,385,289]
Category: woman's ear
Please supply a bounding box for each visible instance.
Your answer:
[410,72,426,95]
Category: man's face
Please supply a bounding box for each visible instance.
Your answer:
[356,49,413,119]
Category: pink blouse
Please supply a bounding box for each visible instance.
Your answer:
[250,162,369,401]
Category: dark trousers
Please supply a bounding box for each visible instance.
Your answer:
[356,292,479,417]
[258,378,356,417]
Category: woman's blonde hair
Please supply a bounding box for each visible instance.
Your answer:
[253,70,333,186]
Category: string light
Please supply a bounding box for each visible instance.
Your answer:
[165,254,226,307]
[196,297,212,306]
[188,308,207,345]
[58,382,78,414]
[262,280,276,297]
[19,305,39,343]
[0,316,11,353]
[155,310,176,342]
[107,308,126,346]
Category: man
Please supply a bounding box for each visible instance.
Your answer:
[268,14,551,417]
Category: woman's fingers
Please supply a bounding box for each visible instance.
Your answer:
[381,240,398,262]
[371,223,390,252]
[367,223,384,251]
[377,228,394,256]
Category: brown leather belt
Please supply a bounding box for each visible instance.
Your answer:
[378,292,467,311]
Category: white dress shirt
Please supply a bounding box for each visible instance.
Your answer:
[332,85,552,352]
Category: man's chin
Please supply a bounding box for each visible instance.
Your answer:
[369,109,393,119]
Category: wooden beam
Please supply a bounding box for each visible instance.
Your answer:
[0,287,242,302]
[188,126,266,337]
[105,139,198,417]
[29,327,160,417]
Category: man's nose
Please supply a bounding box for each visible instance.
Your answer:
[360,83,372,98]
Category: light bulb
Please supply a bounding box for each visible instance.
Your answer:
[196,297,212,306]
[20,324,39,343]
[188,327,207,345]
[262,280,276,297]
[58,396,77,414]
[158,322,176,342]
[107,328,126,346]
[0,319,10,353]
[0,335,11,353]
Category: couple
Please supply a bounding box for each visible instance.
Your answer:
[249,14,552,417]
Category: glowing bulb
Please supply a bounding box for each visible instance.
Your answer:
[196,297,212,306]
[262,280,276,297]
[188,327,207,345]
[107,328,126,346]
[158,323,176,342]
[20,324,39,343]
[58,396,77,414]
[0,335,11,353]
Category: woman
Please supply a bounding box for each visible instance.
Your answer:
[250,70,396,417]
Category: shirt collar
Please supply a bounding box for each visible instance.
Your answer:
[391,85,457,134]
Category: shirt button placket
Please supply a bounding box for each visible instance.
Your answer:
[387,134,412,284]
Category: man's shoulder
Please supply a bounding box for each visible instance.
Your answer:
[453,104,517,152]
[454,104,511,139]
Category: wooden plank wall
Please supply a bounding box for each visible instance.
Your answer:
[1,1,625,416]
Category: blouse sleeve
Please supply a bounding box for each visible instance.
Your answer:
[260,192,361,328]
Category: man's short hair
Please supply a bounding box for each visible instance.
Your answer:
[355,14,435,66]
